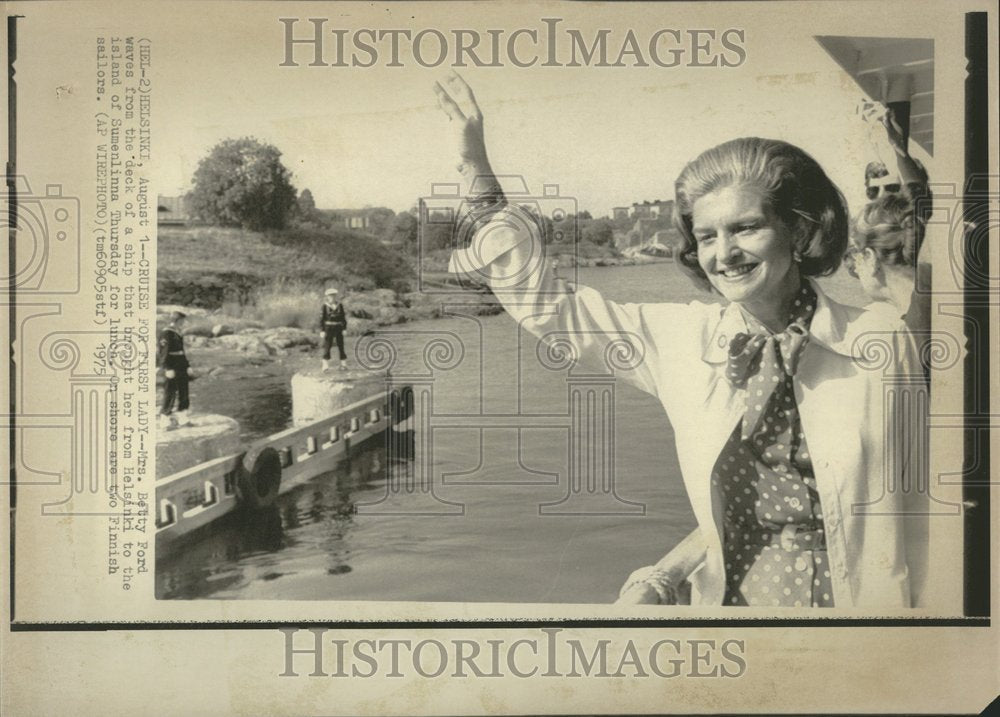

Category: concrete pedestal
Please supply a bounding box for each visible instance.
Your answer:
[291,368,387,427]
[156,413,241,478]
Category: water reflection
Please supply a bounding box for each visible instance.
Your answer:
[155,436,393,599]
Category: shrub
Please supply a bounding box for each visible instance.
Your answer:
[252,281,322,329]
[264,226,414,293]
[188,137,297,231]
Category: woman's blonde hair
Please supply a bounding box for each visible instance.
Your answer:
[850,193,923,270]
[673,137,849,290]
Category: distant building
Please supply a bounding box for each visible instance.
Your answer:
[632,199,673,219]
[332,207,395,230]
[610,199,674,221]
[614,199,680,252]
[157,195,191,225]
[336,209,372,230]
[617,227,677,256]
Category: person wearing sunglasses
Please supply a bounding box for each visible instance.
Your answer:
[862,106,931,220]
[864,165,903,201]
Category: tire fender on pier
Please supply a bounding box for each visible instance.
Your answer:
[237,445,282,509]
[389,386,414,426]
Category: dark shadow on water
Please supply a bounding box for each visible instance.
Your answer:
[155,437,393,600]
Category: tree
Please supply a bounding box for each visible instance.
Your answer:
[385,210,418,248]
[552,217,578,244]
[298,188,317,217]
[189,137,297,231]
[582,217,615,246]
[612,213,634,233]
[364,207,396,237]
[421,221,456,252]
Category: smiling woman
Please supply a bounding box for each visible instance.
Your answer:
[435,73,953,612]
[674,138,848,329]
[690,184,799,330]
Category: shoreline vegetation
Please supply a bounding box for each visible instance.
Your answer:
[158,223,669,344]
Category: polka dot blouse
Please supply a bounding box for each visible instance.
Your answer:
[714,283,834,608]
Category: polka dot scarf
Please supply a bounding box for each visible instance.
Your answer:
[726,286,813,441]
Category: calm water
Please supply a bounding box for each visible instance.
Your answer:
[156,263,868,602]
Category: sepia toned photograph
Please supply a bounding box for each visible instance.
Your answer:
[148,15,961,613]
[2,1,996,714]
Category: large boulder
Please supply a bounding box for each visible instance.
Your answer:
[401,291,442,322]
[345,318,377,337]
[213,333,271,355]
[347,289,404,327]
[157,304,209,318]
[260,327,318,351]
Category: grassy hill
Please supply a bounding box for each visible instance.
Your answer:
[158,224,414,309]
[158,224,507,334]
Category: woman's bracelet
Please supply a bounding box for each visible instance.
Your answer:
[466,189,507,212]
[619,566,680,605]
[455,191,508,247]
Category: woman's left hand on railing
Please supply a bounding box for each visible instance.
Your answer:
[615,565,681,605]
[615,580,662,605]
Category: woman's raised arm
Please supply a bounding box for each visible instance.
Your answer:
[434,73,504,203]
[434,74,691,397]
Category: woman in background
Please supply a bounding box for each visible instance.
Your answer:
[846,193,929,338]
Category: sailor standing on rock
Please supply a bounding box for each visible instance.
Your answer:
[157,310,195,429]
[320,287,348,371]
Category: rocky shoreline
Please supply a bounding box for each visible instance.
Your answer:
[156,287,501,437]
[158,287,502,357]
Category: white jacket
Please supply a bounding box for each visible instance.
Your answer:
[451,209,962,612]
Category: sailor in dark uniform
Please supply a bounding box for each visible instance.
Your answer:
[320,288,348,371]
[157,311,194,428]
